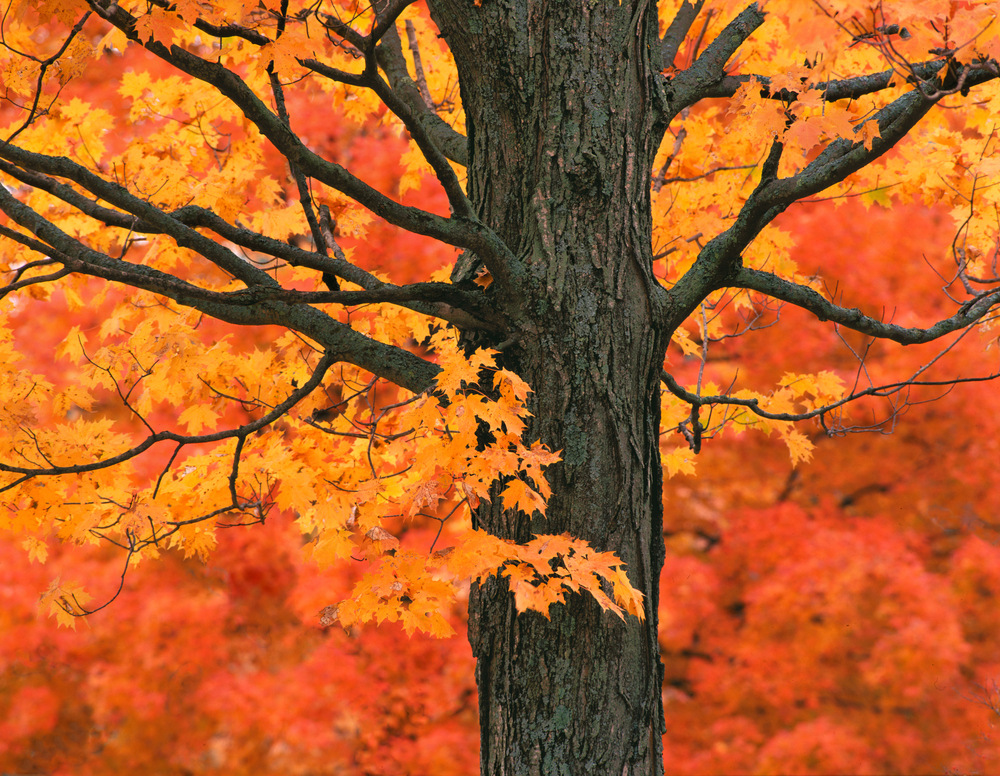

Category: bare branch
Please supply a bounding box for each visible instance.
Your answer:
[375,24,468,166]
[660,0,705,70]
[734,267,1000,345]
[268,58,331,268]
[668,3,766,110]
[3,11,92,145]
[211,282,498,327]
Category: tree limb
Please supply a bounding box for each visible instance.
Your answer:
[375,22,468,166]
[667,2,766,112]
[86,0,512,280]
[696,60,949,102]
[733,268,1000,345]
[0,183,441,393]
[369,0,419,48]
[660,0,705,70]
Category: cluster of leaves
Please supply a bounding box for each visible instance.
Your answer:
[0,0,672,629]
[8,276,650,630]
[655,0,1000,462]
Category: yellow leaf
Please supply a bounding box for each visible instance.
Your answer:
[505,564,562,618]
[177,404,221,434]
[443,529,512,581]
[781,428,815,467]
[501,478,546,517]
[670,326,700,356]
[256,175,284,207]
[663,447,697,478]
[22,536,48,564]
[860,119,881,151]
[310,525,356,567]
[55,326,87,363]
[360,525,400,558]
[608,565,645,621]
[39,577,93,629]
[133,7,185,46]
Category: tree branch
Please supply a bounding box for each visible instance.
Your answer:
[404,20,435,108]
[86,0,512,280]
[369,0,419,48]
[0,183,441,393]
[660,0,705,69]
[694,60,953,102]
[375,21,468,166]
[667,2,766,111]
[733,268,1000,345]
[215,282,498,325]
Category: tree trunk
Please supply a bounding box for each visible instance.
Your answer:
[428,1,670,773]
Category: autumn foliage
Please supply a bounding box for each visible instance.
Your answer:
[6,195,1000,774]
[3,0,1000,773]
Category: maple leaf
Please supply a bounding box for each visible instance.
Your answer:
[504,563,563,617]
[178,404,221,434]
[670,325,700,356]
[860,119,881,152]
[38,577,93,629]
[399,142,435,196]
[309,524,355,567]
[133,8,185,46]
[500,478,546,517]
[404,480,444,517]
[360,526,400,558]
[473,267,493,288]
[780,429,815,467]
[54,326,87,363]
[21,536,49,564]
[664,447,697,478]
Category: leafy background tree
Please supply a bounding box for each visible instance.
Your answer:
[2,0,1000,774]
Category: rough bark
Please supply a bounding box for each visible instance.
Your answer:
[428,1,670,772]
